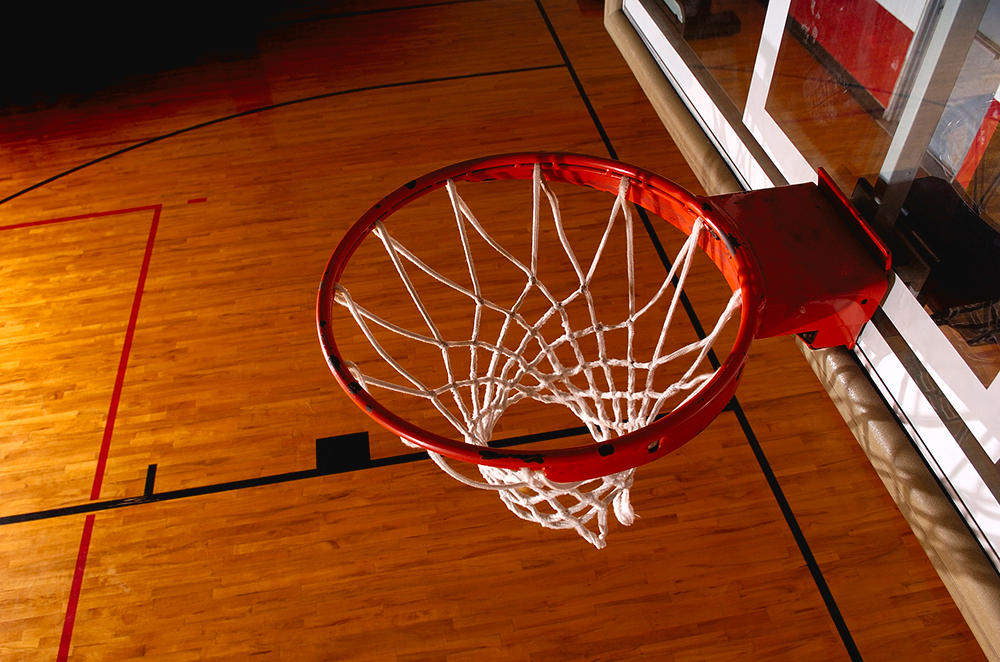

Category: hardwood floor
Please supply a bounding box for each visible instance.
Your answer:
[0,1,985,659]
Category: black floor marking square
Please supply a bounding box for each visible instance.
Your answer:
[316,432,371,473]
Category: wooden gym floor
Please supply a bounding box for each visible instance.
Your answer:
[0,1,986,659]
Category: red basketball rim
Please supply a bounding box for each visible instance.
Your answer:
[317,153,764,482]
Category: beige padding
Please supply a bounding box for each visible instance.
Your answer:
[605,2,1000,658]
[801,345,1000,661]
[603,0,742,195]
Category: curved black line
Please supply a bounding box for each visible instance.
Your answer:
[275,0,489,25]
[1,64,565,207]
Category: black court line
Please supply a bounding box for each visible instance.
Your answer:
[533,0,617,160]
[0,64,565,206]
[731,400,863,661]
[0,424,596,527]
[534,1,862,659]
[0,404,749,528]
[143,464,158,497]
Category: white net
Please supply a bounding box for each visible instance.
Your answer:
[333,164,740,548]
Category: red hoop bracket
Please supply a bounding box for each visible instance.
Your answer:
[707,168,891,349]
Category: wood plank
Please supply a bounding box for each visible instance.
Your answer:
[0,518,82,659]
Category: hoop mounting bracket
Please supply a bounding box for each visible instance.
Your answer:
[706,169,891,349]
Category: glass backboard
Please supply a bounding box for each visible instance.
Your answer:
[621,0,1000,568]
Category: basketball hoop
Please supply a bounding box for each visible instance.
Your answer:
[317,153,890,547]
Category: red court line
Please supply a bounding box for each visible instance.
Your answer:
[90,204,162,500]
[58,514,96,662]
[0,204,161,232]
[35,203,162,659]
[187,196,208,204]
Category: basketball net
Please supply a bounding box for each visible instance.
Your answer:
[333,165,740,548]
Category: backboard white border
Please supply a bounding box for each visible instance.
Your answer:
[742,0,817,185]
[857,309,1000,569]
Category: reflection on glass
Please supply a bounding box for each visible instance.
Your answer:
[763,0,915,193]
[927,13,1000,222]
[662,0,767,112]
[892,176,1000,388]
[901,8,1000,388]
